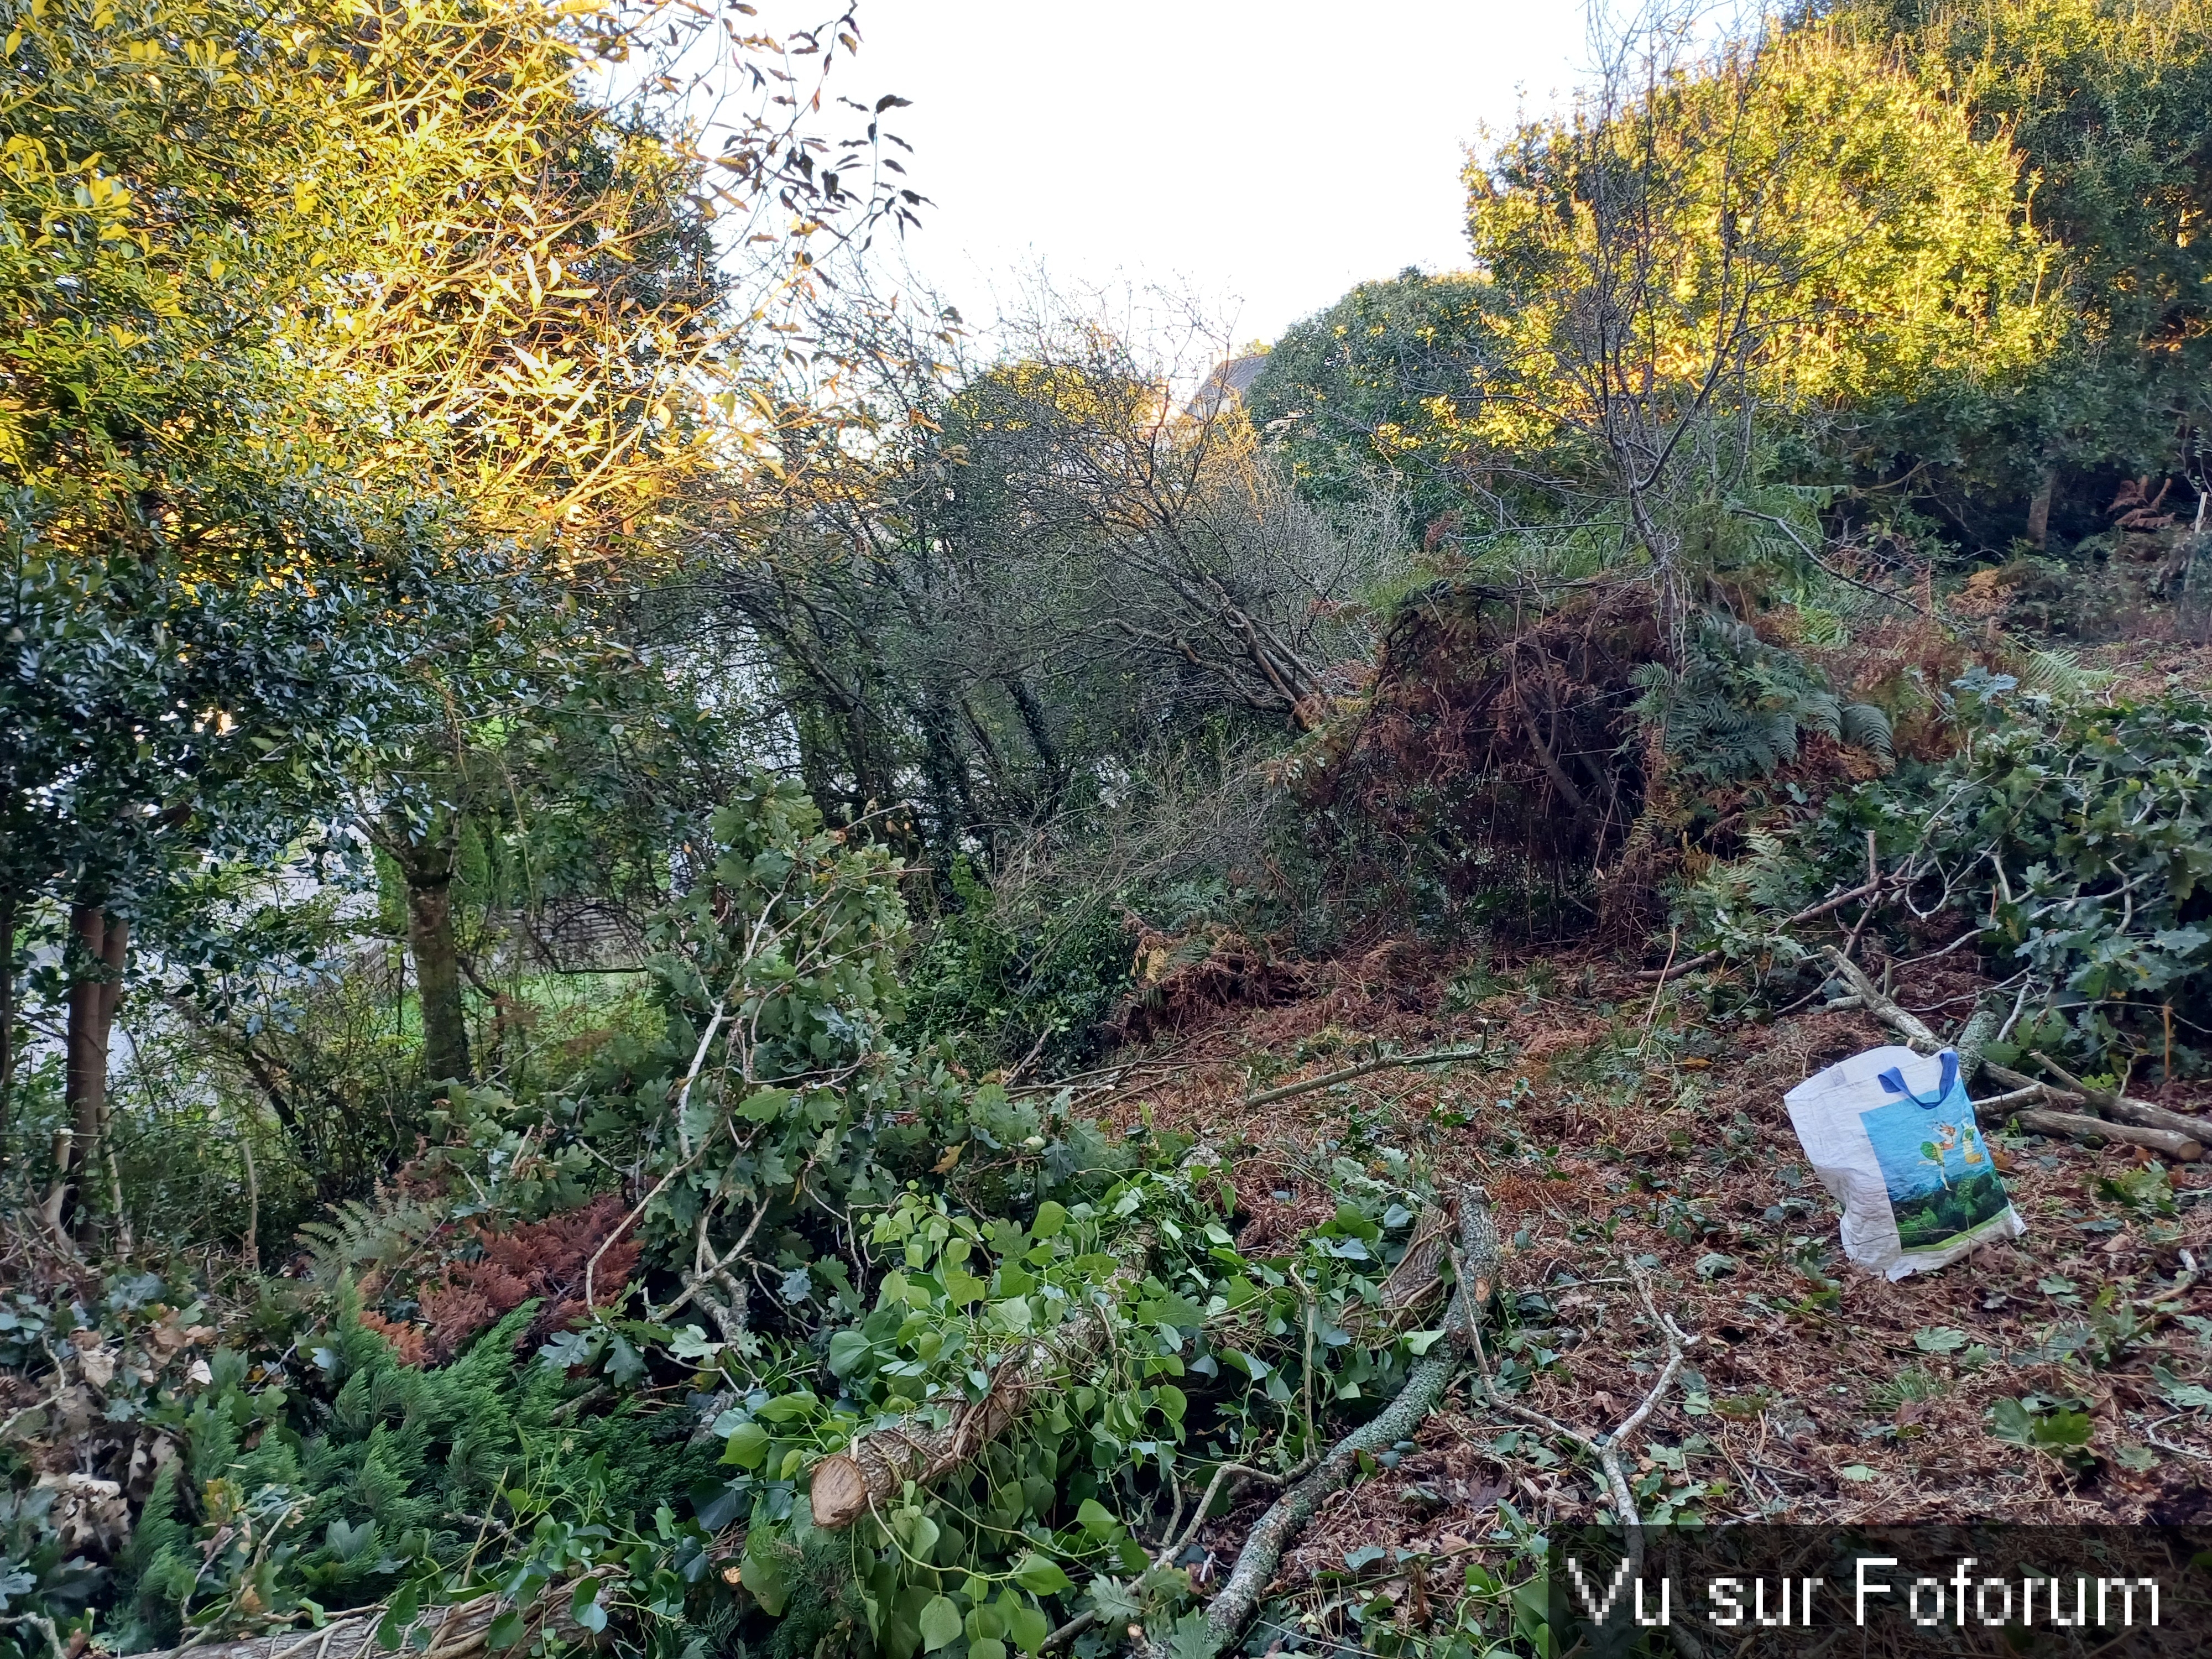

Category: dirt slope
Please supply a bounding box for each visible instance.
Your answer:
[1088,943,2212,1620]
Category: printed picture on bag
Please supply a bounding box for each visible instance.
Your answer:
[1857,1088,2011,1252]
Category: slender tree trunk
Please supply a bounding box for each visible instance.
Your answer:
[0,889,15,1153]
[61,902,128,1238]
[2026,463,2058,548]
[398,833,472,1084]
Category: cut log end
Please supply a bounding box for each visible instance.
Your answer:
[810,1453,870,1529]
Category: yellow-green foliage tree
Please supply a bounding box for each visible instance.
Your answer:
[1448,22,2058,639]
[1841,0,2212,544]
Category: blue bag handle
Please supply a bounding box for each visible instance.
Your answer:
[1877,1050,1959,1110]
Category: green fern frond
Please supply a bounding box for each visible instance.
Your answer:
[294,1191,444,1284]
[2018,648,2115,700]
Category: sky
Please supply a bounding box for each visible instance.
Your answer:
[743,1,1589,349]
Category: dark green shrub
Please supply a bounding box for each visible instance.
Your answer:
[1677,676,2212,1074]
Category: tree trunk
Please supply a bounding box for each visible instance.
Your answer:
[402,846,472,1084]
[1,889,15,1150]
[2026,463,2058,548]
[61,902,128,1238]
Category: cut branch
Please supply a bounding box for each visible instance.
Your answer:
[1164,1187,1502,1659]
[1640,877,1886,982]
[2027,1052,2212,1144]
[127,1569,613,1659]
[1820,950,2203,1160]
[810,1233,1156,1530]
[1240,1046,1483,1108]
[2014,1108,2201,1162]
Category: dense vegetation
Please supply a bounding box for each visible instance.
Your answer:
[4,2,2210,1658]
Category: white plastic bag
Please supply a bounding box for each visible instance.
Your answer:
[1783,1044,2025,1280]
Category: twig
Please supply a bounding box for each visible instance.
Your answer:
[1637,930,1677,1056]
[1469,1255,1689,1558]
[1640,874,1886,982]
[1040,1610,1099,1653]
[1001,1026,1052,1088]
[1168,1463,1289,1558]
[1819,948,1939,1048]
[1240,1046,1483,1108]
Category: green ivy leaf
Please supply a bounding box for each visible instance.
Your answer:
[826,1330,872,1378]
[721,1421,768,1468]
[1012,1552,1072,1595]
[375,1583,420,1651]
[741,1547,789,1616]
[905,1512,941,1562]
[1005,1601,1050,1655]
[918,1594,962,1652]
[569,1584,608,1634]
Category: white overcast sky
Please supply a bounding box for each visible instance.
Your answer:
[740,2,1588,347]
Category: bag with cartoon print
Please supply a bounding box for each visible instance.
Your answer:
[1783,1045,2025,1280]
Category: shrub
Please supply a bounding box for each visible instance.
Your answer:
[1676,677,2212,1072]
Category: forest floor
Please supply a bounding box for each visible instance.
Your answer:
[1088,941,2212,1615]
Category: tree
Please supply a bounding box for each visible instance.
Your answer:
[702,286,1400,861]
[1838,0,2212,546]
[1245,268,1495,535]
[0,0,916,1209]
[1455,12,2055,650]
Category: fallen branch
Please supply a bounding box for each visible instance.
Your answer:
[2015,1108,2202,1162]
[1820,950,1937,1048]
[1240,1046,1484,1108]
[1159,1187,1503,1659]
[1820,951,2204,1160]
[1473,1254,1689,1551]
[815,1141,1260,1530]
[811,1234,1158,1530]
[126,1569,613,1659]
[1640,873,1886,983]
[2028,1052,2212,1144]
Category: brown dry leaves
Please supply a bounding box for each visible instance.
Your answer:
[1093,939,2212,1600]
